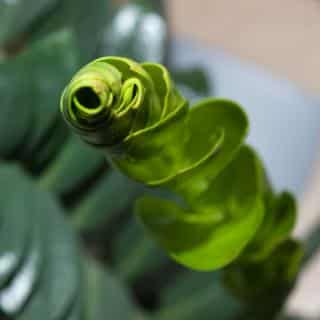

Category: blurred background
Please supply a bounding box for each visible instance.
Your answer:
[169,0,320,93]
[166,0,320,316]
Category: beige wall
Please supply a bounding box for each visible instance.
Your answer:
[168,0,320,94]
[169,1,320,315]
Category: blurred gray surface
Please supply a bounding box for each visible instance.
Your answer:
[172,39,320,196]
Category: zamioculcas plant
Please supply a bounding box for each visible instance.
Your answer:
[1,0,320,319]
[0,1,225,319]
[60,56,304,319]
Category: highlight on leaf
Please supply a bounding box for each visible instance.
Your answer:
[60,56,302,281]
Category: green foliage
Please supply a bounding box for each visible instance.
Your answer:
[0,0,58,47]
[0,30,77,158]
[0,164,144,319]
[0,0,317,319]
[29,0,110,63]
[0,0,172,318]
[60,56,300,268]
[61,56,304,318]
[103,0,168,62]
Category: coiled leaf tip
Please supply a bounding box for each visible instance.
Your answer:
[61,56,301,277]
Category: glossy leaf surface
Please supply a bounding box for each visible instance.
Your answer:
[0,0,58,46]
[0,30,78,158]
[0,163,142,319]
[30,0,110,63]
[60,56,300,276]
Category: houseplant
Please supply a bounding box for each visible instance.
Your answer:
[0,0,319,319]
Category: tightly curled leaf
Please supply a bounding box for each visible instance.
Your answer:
[61,57,301,275]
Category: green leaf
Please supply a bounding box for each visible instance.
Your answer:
[0,30,78,159]
[17,197,81,320]
[224,240,303,302]
[31,0,110,63]
[0,220,43,316]
[0,59,32,157]
[83,259,146,320]
[137,146,264,271]
[172,67,211,101]
[0,164,81,318]
[29,118,68,171]
[38,135,105,196]
[19,31,79,160]
[244,191,297,262]
[0,167,44,316]
[0,163,143,319]
[112,217,168,282]
[0,165,33,288]
[0,0,58,47]
[60,56,301,309]
[156,272,242,320]
[72,169,140,232]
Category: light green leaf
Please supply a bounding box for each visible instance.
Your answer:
[60,56,301,308]
[137,146,264,270]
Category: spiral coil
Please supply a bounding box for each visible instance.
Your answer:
[61,57,301,278]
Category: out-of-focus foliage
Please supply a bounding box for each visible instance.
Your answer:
[0,164,145,320]
[0,0,215,319]
[103,0,167,62]
[0,0,58,47]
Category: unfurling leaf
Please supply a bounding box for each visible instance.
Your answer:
[60,57,301,298]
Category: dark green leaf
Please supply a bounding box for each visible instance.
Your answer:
[18,30,78,160]
[156,272,242,320]
[29,117,68,171]
[0,167,44,316]
[0,0,58,47]
[72,170,140,232]
[0,30,78,158]
[0,164,81,318]
[38,135,105,196]
[112,217,167,282]
[0,61,32,157]
[0,165,33,288]
[83,259,146,320]
[172,67,211,101]
[31,0,110,63]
